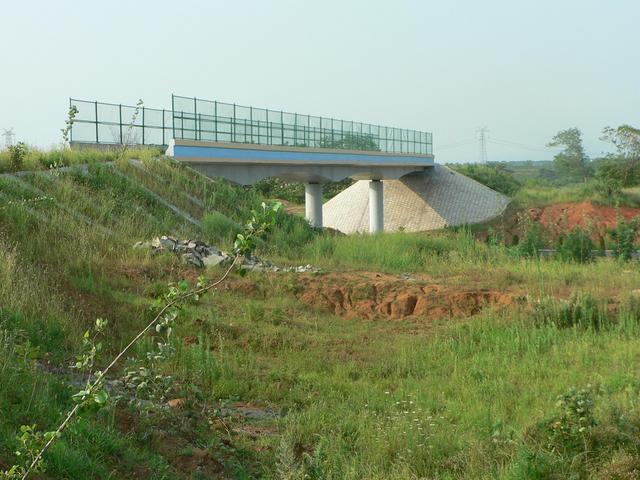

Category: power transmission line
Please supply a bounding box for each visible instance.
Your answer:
[488,137,561,152]
[2,128,15,148]
[437,138,476,150]
[477,127,489,163]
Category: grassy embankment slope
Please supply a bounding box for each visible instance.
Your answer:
[3,152,640,478]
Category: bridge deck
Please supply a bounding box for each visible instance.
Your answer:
[168,139,434,185]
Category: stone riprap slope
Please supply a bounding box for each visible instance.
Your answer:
[323,164,510,233]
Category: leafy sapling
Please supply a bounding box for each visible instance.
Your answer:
[61,104,79,148]
[3,201,282,480]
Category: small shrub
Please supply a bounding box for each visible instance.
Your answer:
[533,293,604,329]
[451,163,522,195]
[485,227,504,247]
[201,212,241,246]
[546,385,597,455]
[597,451,640,480]
[517,222,546,258]
[8,142,28,171]
[265,209,318,255]
[506,448,555,480]
[557,227,593,263]
[37,150,64,169]
[609,216,640,262]
[252,178,305,204]
[323,178,354,200]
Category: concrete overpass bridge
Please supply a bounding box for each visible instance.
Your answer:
[167,138,434,232]
[166,95,434,232]
[69,95,508,234]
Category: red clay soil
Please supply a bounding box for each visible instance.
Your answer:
[529,201,640,235]
[296,272,521,321]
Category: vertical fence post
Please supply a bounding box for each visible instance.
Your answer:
[249,106,253,144]
[214,101,218,142]
[280,111,284,145]
[266,110,269,145]
[95,101,99,144]
[69,98,73,143]
[162,109,166,145]
[294,114,297,146]
[119,104,123,144]
[171,95,176,140]
[193,98,198,141]
[233,104,236,142]
[331,118,335,147]
[142,107,145,145]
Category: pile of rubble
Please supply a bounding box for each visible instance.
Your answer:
[133,236,320,273]
[134,236,227,268]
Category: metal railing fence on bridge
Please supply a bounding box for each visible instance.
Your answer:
[69,96,433,155]
[69,99,173,146]
[172,95,432,155]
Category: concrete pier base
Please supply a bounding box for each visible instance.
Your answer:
[305,182,323,228]
[369,180,384,233]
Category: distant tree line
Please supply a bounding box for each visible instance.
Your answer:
[547,125,640,196]
[451,162,522,196]
[451,124,640,200]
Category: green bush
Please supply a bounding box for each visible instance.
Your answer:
[263,209,319,256]
[517,221,546,258]
[532,293,605,330]
[322,178,354,200]
[252,178,305,203]
[8,142,28,171]
[451,163,522,195]
[557,228,594,263]
[201,212,241,246]
[252,177,353,204]
[609,216,640,262]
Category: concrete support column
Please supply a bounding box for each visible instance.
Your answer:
[369,179,384,234]
[305,182,323,229]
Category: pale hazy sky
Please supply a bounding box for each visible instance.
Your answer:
[1,0,638,163]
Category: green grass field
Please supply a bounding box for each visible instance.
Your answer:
[3,154,640,478]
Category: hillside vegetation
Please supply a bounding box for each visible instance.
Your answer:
[4,153,640,478]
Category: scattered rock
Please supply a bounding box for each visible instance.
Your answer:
[219,402,280,420]
[133,235,320,273]
[202,253,227,267]
[167,398,186,409]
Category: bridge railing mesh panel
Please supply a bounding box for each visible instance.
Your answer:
[68,96,433,155]
[172,95,432,155]
[69,99,173,146]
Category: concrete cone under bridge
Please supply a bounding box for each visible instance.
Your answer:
[323,165,510,233]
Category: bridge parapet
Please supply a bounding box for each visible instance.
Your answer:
[172,95,432,156]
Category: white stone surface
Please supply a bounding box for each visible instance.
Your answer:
[323,165,510,233]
